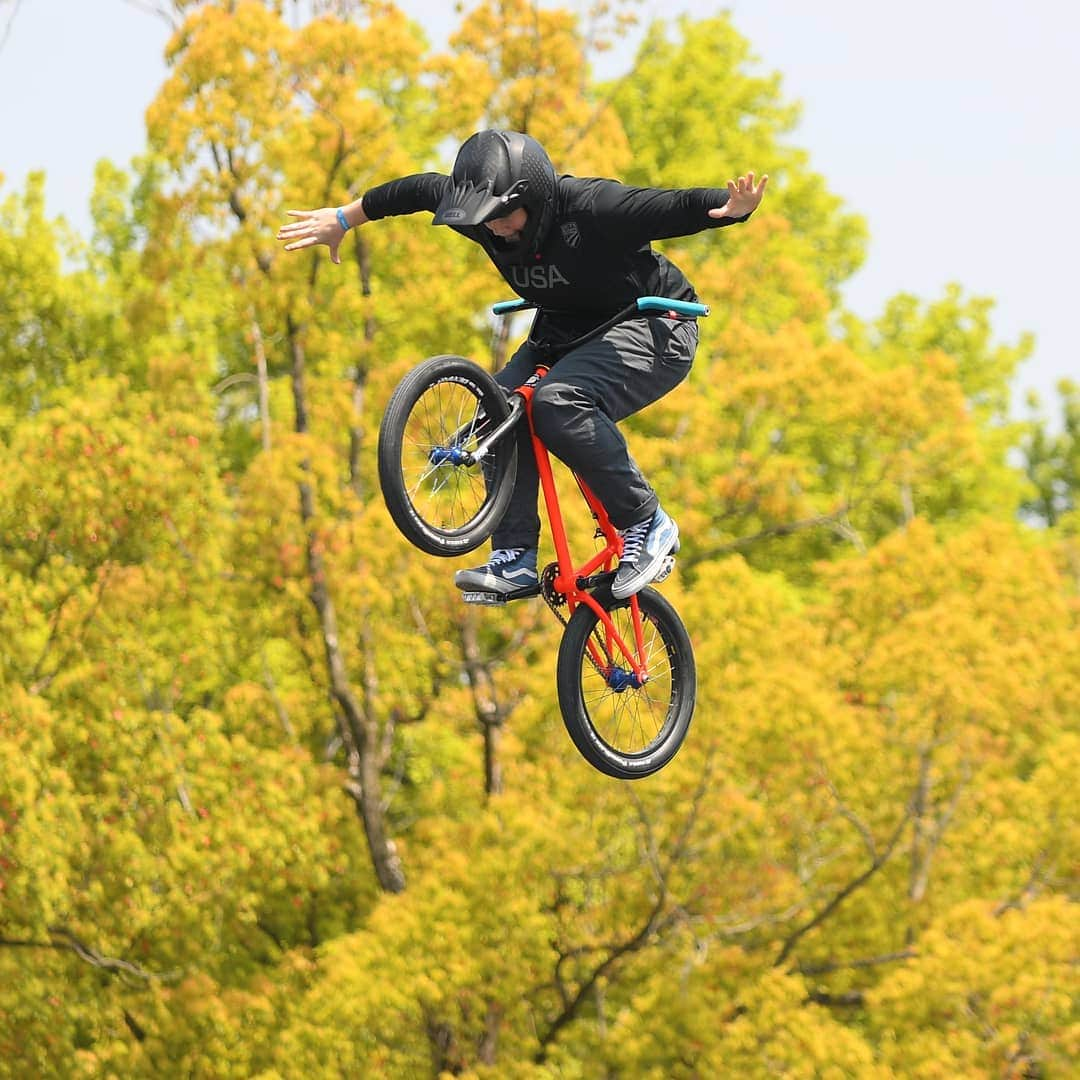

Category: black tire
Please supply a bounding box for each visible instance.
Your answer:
[556,586,696,779]
[378,355,518,557]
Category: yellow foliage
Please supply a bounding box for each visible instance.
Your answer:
[0,3,1074,1076]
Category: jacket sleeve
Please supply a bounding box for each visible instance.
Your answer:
[587,178,751,245]
[360,173,451,220]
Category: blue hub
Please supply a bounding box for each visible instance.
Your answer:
[428,444,470,466]
[606,666,644,692]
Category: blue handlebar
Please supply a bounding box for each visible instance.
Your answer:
[493,296,708,318]
[492,299,535,315]
[636,296,710,317]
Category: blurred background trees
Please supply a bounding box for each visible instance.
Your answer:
[1,2,1076,1076]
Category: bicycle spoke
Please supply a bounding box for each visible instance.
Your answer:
[397,378,494,532]
[580,608,677,756]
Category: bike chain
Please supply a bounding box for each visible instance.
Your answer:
[540,562,568,628]
[541,561,617,681]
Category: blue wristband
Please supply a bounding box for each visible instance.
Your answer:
[336,207,351,233]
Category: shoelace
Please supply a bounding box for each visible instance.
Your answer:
[620,520,651,564]
[488,547,524,568]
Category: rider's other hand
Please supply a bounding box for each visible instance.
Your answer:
[276,207,347,264]
[708,172,768,220]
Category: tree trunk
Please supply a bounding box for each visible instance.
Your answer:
[461,613,505,796]
[490,310,514,373]
[348,232,377,497]
[288,316,405,893]
[252,316,272,453]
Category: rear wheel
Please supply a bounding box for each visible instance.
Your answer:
[556,586,696,779]
[377,355,518,556]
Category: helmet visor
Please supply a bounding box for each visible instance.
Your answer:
[432,178,528,227]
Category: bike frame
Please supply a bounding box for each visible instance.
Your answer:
[513,370,651,684]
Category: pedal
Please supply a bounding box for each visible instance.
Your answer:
[461,590,508,606]
[460,584,541,606]
[651,554,676,585]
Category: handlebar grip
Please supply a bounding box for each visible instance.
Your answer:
[492,299,535,315]
[636,296,710,317]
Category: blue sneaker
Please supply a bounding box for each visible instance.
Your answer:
[612,508,680,599]
[454,547,539,604]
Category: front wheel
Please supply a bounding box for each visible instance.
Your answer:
[556,586,696,779]
[378,355,518,556]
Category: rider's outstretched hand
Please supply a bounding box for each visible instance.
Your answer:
[708,172,769,220]
[276,206,358,264]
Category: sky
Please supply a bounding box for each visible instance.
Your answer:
[1,0,1077,415]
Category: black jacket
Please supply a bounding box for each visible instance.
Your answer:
[362,173,749,342]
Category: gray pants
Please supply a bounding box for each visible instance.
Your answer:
[491,315,698,550]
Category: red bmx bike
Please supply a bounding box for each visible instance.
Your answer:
[377,296,702,779]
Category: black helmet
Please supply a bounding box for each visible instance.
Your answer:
[433,130,557,258]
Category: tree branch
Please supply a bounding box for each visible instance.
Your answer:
[28,558,118,695]
[537,765,716,1063]
[798,949,916,977]
[823,775,878,862]
[537,897,676,1064]
[685,507,862,567]
[994,851,1049,917]
[120,0,177,30]
[0,0,24,59]
[806,989,864,1008]
[774,804,912,968]
[0,926,180,983]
